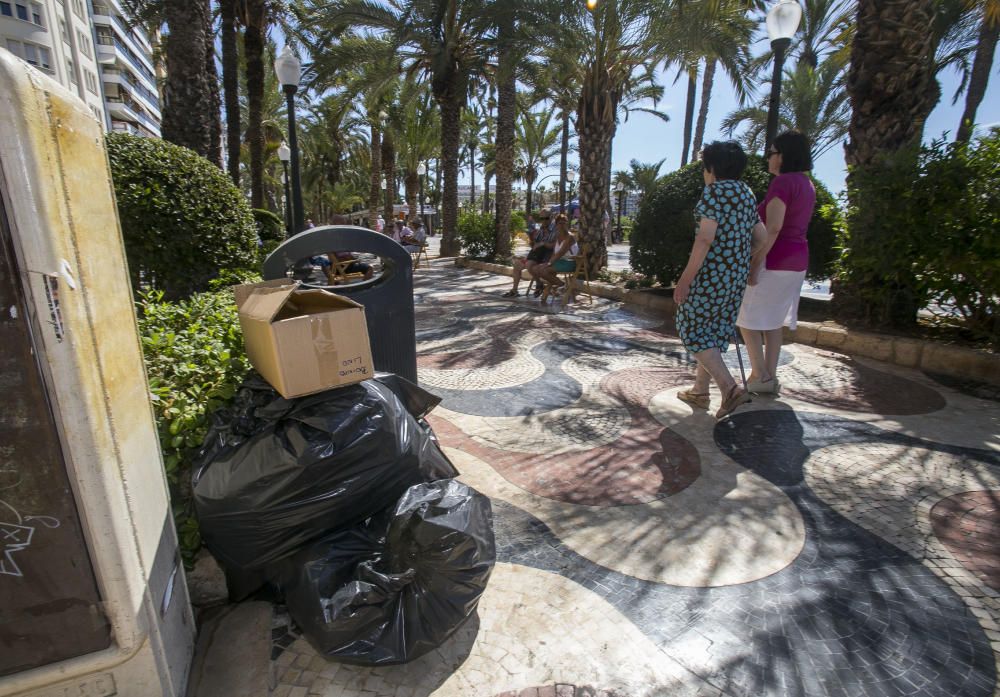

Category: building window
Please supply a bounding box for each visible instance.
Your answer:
[15,2,27,20]
[0,3,11,17]
[59,18,69,43]
[66,58,77,84]
[76,30,91,57]
[71,0,83,20]
[7,39,53,71]
[84,69,98,94]
[31,1,42,25]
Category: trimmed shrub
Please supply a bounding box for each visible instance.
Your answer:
[107,133,259,299]
[837,132,1000,345]
[137,284,255,562]
[630,155,840,285]
[457,209,496,259]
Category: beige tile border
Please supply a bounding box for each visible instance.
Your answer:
[457,258,1000,387]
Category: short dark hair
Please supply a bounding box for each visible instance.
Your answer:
[772,130,813,173]
[701,141,748,180]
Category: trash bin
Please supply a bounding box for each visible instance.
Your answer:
[263,226,417,384]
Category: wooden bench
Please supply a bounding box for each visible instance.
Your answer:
[556,243,593,306]
[411,243,429,270]
[323,256,366,285]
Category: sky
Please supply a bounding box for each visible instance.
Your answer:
[498,39,1000,197]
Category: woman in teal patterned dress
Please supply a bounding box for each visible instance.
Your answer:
[674,141,766,419]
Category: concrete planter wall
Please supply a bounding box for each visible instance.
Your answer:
[458,257,1000,387]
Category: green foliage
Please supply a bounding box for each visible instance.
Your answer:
[837,132,1000,345]
[630,155,841,286]
[510,209,526,235]
[457,209,496,259]
[137,287,251,563]
[253,207,285,244]
[107,133,259,300]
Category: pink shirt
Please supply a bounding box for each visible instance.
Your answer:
[760,172,816,272]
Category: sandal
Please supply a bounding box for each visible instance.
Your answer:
[715,384,750,420]
[677,389,710,410]
[501,289,519,298]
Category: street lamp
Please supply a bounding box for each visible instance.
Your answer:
[278,142,292,237]
[417,162,427,231]
[764,0,802,153]
[566,169,577,205]
[614,182,626,242]
[275,46,304,235]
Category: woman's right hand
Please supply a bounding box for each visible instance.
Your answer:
[747,266,761,287]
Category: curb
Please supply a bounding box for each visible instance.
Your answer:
[457,257,1000,388]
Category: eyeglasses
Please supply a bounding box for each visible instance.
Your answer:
[768,150,780,157]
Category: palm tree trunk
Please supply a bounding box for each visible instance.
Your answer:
[405,170,419,223]
[205,28,222,168]
[680,68,697,167]
[483,173,491,213]
[438,94,463,256]
[577,64,616,273]
[834,0,936,327]
[525,174,535,218]
[369,124,381,228]
[381,132,395,223]
[493,55,517,261]
[244,0,266,209]
[957,17,999,144]
[469,144,477,209]
[220,0,240,186]
[692,59,715,161]
[559,110,569,211]
[161,0,211,157]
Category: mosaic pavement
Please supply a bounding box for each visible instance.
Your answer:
[272,260,1000,697]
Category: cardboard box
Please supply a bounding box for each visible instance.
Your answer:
[234,280,374,398]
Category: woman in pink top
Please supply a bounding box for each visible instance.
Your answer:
[736,131,816,393]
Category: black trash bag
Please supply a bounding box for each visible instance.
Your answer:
[192,373,458,573]
[285,479,495,665]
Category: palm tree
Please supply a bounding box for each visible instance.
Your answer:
[833,0,939,327]
[398,89,440,222]
[244,0,268,209]
[573,0,663,271]
[957,1,1000,142]
[160,0,213,158]
[302,0,491,257]
[220,0,241,186]
[722,52,850,158]
[460,106,486,209]
[517,108,562,216]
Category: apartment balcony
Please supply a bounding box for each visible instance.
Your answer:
[101,67,160,116]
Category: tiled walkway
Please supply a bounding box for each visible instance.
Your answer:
[272,261,1000,697]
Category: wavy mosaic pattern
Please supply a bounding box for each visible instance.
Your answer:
[272,262,999,697]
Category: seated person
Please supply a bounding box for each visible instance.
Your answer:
[323,250,373,284]
[533,214,578,302]
[391,219,411,244]
[502,213,557,298]
[401,219,427,252]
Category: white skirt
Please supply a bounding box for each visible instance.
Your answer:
[737,268,806,331]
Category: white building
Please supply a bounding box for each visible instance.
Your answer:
[91,0,160,137]
[1,0,107,124]
[0,0,160,137]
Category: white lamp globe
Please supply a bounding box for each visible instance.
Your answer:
[274,46,301,89]
[417,163,426,176]
[277,143,290,162]
[566,170,577,183]
[766,0,802,42]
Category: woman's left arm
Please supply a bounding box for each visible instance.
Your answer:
[674,218,717,305]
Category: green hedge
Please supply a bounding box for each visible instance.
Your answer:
[137,281,256,562]
[107,133,259,299]
[630,155,840,286]
[457,209,496,259]
[837,131,1000,344]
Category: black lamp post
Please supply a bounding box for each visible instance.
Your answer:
[417,162,427,231]
[614,183,626,241]
[275,47,304,235]
[565,169,577,210]
[764,0,802,154]
[278,142,292,238]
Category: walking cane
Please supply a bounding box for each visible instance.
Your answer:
[733,331,750,395]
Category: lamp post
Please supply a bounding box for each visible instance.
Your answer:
[275,46,304,235]
[417,162,427,231]
[278,143,292,237]
[614,182,626,241]
[566,170,577,208]
[764,0,802,153]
